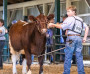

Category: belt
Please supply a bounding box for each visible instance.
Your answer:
[68,34,80,36]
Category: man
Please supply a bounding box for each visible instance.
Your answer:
[61,14,76,64]
[48,5,89,74]
[59,14,68,62]
[46,17,54,63]
[0,19,6,69]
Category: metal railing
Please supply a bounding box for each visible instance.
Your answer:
[2,33,10,63]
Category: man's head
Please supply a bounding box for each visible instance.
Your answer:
[66,5,77,17]
[0,19,4,26]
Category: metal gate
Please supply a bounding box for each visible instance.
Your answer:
[2,33,10,63]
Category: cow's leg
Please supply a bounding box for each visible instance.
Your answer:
[12,54,17,74]
[24,50,32,74]
[38,55,44,74]
[22,58,27,74]
[9,38,18,74]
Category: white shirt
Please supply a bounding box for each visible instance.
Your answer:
[0,26,6,40]
[61,16,87,35]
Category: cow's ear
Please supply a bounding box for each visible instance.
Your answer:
[28,15,37,22]
[47,14,54,21]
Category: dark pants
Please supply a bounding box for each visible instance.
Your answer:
[0,40,5,68]
[60,45,65,62]
[47,46,53,62]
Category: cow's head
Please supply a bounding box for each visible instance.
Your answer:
[28,14,54,34]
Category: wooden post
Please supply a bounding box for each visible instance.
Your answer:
[23,7,28,21]
[43,3,48,16]
[66,0,71,9]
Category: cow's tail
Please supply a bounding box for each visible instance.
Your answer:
[9,36,16,55]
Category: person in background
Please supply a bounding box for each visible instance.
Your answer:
[46,29,53,63]
[48,5,89,74]
[59,14,68,62]
[46,17,54,63]
[12,20,17,24]
[0,19,6,69]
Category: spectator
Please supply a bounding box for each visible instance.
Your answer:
[46,18,54,63]
[0,19,6,69]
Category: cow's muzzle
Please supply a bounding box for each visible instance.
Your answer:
[41,29,47,34]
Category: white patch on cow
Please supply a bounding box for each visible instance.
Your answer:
[12,54,17,74]
[9,37,16,55]
[23,23,28,26]
[9,36,17,74]
[20,20,25,22]
[27,69,32,74]
[20,50,25,54]
[41,29,47,34]
[22,59,27,74]
[9,36,26,74]
[19,20,28,26]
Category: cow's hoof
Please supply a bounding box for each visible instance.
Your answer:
[27,69,32,74]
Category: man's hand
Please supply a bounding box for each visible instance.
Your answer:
[46,34,49,37]
[83,37,86,43]
[48,23,55,28]
[83,26,89,43]
[48,23,62,29]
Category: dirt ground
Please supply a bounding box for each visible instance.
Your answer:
[0,64,90,74]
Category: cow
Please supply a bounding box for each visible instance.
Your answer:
[9,14,54,74]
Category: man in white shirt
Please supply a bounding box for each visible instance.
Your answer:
[48,6,89,74]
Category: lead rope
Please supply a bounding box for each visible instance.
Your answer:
[38,47,66,57]
[38,39,90,57]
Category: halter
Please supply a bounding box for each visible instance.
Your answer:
[35,20,48,34]
[36,24,42,34]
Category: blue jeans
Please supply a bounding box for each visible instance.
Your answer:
[0,40,5,67]
[63,36,85,74]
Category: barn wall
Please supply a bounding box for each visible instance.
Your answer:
[0,0,89,26]
[27,6,40,17]
[0,0,89,62]
[15,9,23,21]
[60,0,90,26]
[73,0,90,26]
[0,11,3,19]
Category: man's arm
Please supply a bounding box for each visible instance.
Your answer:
[48,23,62,29]
[54,23,62,29]
[83,26,89,42]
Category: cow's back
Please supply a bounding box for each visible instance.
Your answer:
[9,20,36,52]
[9,21,25,51]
